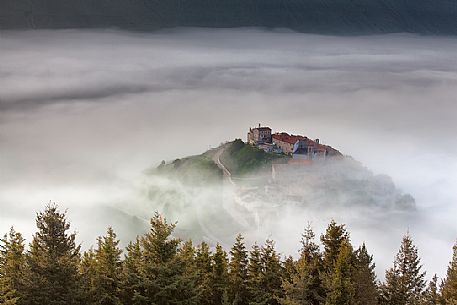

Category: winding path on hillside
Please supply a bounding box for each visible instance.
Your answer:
[212,146,260,187]
[212,146,261,229]
[213,146,236,186]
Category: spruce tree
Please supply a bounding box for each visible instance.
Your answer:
[380,233,426,305]
[324,240,355,305]
[119,237,143,305]
[195,242,213,305]
[320,221,351,302]
[92,227,123,305]
[422,275,441,305]
[228,234,248,305]
[80,248,97,304]
[247,243,263,303]
[353,243,379,305]
[24,204,82,305]
[222,290,231,305]
[179,240,196,274]
[211,244,229,305]
[195,242,212,274]
[321,220,350,273]
[0,276,17,305]
[281,225,324,305]
[258,239,283,305]
[135,212,199,305]
[281,256,296,285]
[0,228,26,305]
[442,241,457,304]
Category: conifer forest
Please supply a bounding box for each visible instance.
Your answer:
[1,205,456,305]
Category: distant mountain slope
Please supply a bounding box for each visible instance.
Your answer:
[1,0,456,34]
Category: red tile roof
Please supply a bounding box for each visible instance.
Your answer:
[272,132,306,145]
[268,130,342,156]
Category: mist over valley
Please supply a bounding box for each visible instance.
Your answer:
[0,29,456,281]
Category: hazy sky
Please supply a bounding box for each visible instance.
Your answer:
[0,28,456,278]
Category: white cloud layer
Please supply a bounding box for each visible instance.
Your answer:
[0,28,456,279]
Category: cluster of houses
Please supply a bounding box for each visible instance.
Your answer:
[247,124,341,160]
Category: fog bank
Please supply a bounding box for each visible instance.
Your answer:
[0,29,456,278]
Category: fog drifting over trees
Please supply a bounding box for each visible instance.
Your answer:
[0,28,456,279]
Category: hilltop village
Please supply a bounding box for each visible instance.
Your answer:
[247,124,341,159]
[154,124,415,211]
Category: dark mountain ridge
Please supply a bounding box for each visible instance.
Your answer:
[1,0,457,35]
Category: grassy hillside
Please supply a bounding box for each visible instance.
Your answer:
[152,153,222,185]
[220,139,288,176]
[146,140,415,211]
[149,139,288,182]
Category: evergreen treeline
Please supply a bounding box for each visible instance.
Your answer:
[1,205,457,305]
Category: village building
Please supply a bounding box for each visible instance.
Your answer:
[271,133,305,155]
[247,124,272,145]
[256,143,283,154]
[247,125,342,159]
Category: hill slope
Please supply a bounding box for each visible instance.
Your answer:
[1,0,456,34]
[219,139,289,176]
[152,150,223,186]
[148,139,415,209]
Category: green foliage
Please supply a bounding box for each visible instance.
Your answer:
[281,256,296,287]
[0,205,454,305]
[229,234,249,305]
[246,240,284,305]
[320,220,350,273]
[0,277,17,305]
[84,227,123,305]
[221,139,287,176]
[155,154,223,185]
[281,225,325,305]
[179,240,196,274]
[257,240,283,305]
[380,233,426,305]
[119,238,143,305]
[442,241,457,304]
[0,228,26,305]
[324,240,355,305]
[152,139,289,185]
[80,248,97,303]
[211,244,229,305]
[353,243,379,305]
[320,220,355,305]
[422,274,441,305]
[247,243,263,302]
[25,205,82,305]
[195,242,213,305]
[134,212,199,305]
